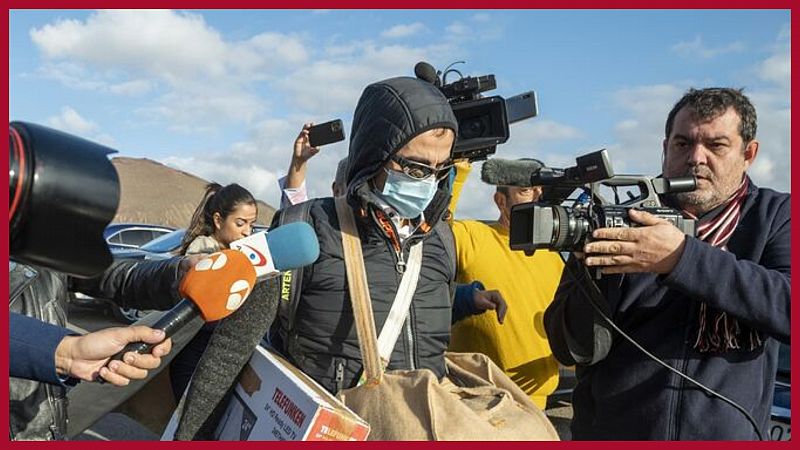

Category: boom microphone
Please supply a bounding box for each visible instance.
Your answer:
[481,158,545,187]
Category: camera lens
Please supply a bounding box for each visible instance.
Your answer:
[550,205,591,252]
[9,121,120,277]
[459,115,489,140]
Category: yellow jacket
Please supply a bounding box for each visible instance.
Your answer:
[448,162,564,409]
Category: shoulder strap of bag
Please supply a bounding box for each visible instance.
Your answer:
[433,220,457,306]
[433,219,456,278]
[376,241,422,363]
[276,201,313,332]
[334,196,383,385]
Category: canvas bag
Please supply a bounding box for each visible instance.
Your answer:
[333,196,559,441]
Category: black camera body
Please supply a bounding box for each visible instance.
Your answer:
[415,61,537,162]
[509,149,697,254]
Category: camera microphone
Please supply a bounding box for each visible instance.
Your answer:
[414,61,440,86]
[481,158,546,187]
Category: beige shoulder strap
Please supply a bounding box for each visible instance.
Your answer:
[334,196,383,385]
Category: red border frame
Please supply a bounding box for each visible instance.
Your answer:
[3,4,796,448]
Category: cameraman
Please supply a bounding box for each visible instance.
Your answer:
[544,88,790,439]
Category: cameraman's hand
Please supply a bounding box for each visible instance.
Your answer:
[293,123,320,164]
[583,209,686,274]
[473,289,507,324]
[55,326,172,386]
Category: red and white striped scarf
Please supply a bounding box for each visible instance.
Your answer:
[684,177,761,353]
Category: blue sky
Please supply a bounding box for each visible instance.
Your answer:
[9,9,791,220]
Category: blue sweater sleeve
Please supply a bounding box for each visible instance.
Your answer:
[10,313,75,385]
[662,191,791,342]
[452,281,484,323]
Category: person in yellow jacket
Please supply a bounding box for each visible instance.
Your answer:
[448,160,565,409]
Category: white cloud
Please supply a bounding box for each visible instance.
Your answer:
[278,41,454,115]
[671,35,746,59]
[163,116,349,208]
[29,10,308,129]
[607,26,790,193]
[45,106,117,147]
[164,153,282,208]
[109,79,153,96]
[381,22,426,39]
[31,10,229,80]
[36,61,108,91]
[446,21,470,36]
[453,118,584,220]
[607,83,686,174]
[138,85,267,132]
[46,106,98,134]
[445,17,504,43]
[758,53,790,88]
[756,27,790,91]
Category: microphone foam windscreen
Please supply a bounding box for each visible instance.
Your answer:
[414,61,439,85]
[179,250,257,321]
[265,221,320,271]
[481,158,544,187]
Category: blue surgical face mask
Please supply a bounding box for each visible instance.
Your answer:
[378,168,438,219]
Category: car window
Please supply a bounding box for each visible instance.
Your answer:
[108,232,123,244]
[140,229,186,253]
[120,229,158,247]
[777,343,789,375]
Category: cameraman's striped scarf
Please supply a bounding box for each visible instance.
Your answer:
[685,176,761,353]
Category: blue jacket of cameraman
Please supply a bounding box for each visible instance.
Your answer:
[544,180,790,440]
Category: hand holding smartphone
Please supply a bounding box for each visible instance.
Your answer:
[308,119,346,147]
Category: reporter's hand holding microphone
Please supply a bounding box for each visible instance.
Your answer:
[100,249,257,383]
[55,325,173,386]
[99,222,321,384]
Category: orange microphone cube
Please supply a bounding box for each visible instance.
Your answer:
[178,249,258,322]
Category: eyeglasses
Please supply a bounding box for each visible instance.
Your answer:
[390,154,453,181]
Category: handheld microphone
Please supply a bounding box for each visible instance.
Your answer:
[231,221,320,277]
[110,250,257,360]
[481,158,546,187]
[172,221,320,440]
[70,226,320,435]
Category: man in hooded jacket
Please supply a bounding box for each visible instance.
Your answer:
[269,76,459,393]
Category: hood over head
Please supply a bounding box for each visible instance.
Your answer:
[345,76,458,195]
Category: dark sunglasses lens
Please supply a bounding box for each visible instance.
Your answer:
[404,165,431,179]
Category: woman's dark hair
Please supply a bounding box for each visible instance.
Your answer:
[179,182,257,255]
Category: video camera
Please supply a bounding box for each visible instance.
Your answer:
[502,149,697,254]
[9,121,120,277]
[414,61,537,161]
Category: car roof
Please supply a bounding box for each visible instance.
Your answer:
[104,223,175,236]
